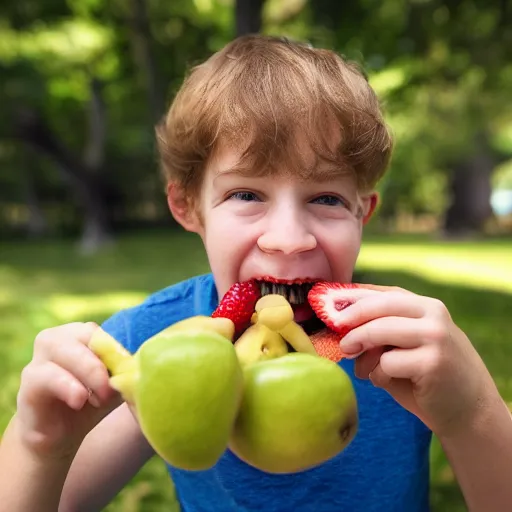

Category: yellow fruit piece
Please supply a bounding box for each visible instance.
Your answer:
[234,323,288,367]
[279,322,317,355]
[252,294,317,356]
[89,328,134,375]
[255,294,294,331]
[255,294,290,312]
[110,370,138,404]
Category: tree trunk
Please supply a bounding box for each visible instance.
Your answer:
[128,0,164,123]
[15,107,113,252]
[443,134,495,237]
[236,0,265,36]
[21,159,48,238]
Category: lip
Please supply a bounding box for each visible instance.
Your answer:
[252,275,325,285]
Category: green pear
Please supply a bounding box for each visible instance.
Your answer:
[90,321,243,471]
[233,323,288,367]
[229,352,358,474]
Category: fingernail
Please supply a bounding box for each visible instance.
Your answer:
[345,350,364,360]
[340,339,362,355]
[88,392,101,408]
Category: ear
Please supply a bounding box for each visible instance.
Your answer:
[166,183,202,234]
[360,192,379,225]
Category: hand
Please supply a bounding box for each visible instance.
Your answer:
[338,286,499,437]
[15,323,122,460]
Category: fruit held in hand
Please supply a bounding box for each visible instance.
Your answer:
[307,282,359,336]
[307,282,385,361]
[229,352,358,474]
[309,328,351,363]
[89,318,243,471]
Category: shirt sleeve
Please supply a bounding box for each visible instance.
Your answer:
[101,309,135,353]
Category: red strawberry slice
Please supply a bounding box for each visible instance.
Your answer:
[307,282,360,336]
[212,280,260,336]
[309,328,351,363]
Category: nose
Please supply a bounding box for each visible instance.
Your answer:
[257,204,317,255]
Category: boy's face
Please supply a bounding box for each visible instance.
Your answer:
[169,145,377,321]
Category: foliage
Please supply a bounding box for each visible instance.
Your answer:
[0,0,511,237]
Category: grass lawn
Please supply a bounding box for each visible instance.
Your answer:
[0,229,511,511]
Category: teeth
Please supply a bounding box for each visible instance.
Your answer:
[261,283,271,296]
[296,285,305,304]
[258,281,314,305]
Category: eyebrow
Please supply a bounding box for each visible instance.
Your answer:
[212,165,255,182]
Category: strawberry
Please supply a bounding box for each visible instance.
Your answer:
[310,328,350,363]
[212,280,260,336]
[307,282,359,336]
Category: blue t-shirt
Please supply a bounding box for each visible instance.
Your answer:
[102,273,432,512]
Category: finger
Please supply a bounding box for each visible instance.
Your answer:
[353,283,413,295]
[33,322,99,360]
[379,346,431,381]
[340,316,427,354]
[334,292,426,334]
[368,363,422,417]
[34,334,111,402]
[368,362,393,389]
[20,362,91,411]
[369,364,418,407]
[354,347,386,379]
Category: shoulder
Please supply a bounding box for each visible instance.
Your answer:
[101,273,218,353]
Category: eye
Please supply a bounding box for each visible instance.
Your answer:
[229,191,261,202]
[311,194,348,207]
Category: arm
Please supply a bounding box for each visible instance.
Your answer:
[439,391,512,512]
[332,287,512,512]
[60,402,155,512]
[0,417,74,512]
[0,403,154,512]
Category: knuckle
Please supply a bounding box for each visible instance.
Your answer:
[52,370,70,389]
[426,323,448,344]
[360,323,375,347]
[34,328,54,348]
[430,298,450,319]
[19,363,36,385]
[83,356,107,382]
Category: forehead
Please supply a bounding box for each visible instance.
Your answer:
[206,125,356,187]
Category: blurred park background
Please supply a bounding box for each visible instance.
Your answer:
[0,0,511,510]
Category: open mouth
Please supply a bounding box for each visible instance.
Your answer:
[253,276,325,335]
[254,277,317,305]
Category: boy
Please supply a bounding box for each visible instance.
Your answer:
[1,35,511,512]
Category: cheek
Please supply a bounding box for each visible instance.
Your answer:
[317,221,362,278]
[202,211,257,288]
